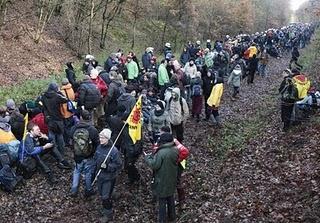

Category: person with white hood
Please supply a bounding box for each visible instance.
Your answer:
[166,88,189,142]
[227,64,242,99]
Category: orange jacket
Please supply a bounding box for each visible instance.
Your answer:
[60,84,75,118]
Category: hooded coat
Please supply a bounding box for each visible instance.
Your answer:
[166,88,189,126]
[228,66,242,87]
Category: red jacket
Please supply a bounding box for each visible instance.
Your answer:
[91,76,108,97]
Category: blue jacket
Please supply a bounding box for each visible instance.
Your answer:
[18,133,43,161]
[142,52,152,70]
[94,142,122,181]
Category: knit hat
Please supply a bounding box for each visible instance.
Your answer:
[62,78,69,85]
[48,82,59,92]
[80,109,92,121]
[83,75,90,81]
[6,99,16,110]
[159,132,173,144]
[99,128,112,140]
[156,100,166,110]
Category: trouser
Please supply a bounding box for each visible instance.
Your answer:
[232,86,240,97]
[33,143,63,173]
[49,130,65,155]
[204,95,210,120]
[281,102,294,130]
[125,156,140,183]
[171,123,184,143]
[71,158,95,193]
[258,63,267,77]
[34,155,51,174]
[158,196,176,223]
[63,116,74,146]
[177,165,185,202]
[247,71,255,84]
[98,178,116,217]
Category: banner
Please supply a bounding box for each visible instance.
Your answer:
[126,96,142,144]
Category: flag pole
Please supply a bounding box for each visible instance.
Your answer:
[92,95,142,186]
[91,120,127,186]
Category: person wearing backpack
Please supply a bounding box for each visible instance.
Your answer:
[60,78,76,146]
[77,75,101,122]
[69,110,99,197]
[191,73,203,122]
[105,71,126,117]
[41,83,72,167]
[148,100,168,144]
[279,69,298,132]
[166,88,189,142]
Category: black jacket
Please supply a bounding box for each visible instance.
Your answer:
[78,80,101,110]
[41,90,68,121]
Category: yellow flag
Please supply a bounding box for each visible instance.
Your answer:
[126,96,142,144]
[22,113,29,141]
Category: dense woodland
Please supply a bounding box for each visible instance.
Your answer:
[0,0,292,56]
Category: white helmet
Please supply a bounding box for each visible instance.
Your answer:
[196,40,201,45]
[165,42,171,48]
[207,39,211,43]
[85,54,94,60]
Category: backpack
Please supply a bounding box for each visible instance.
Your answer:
[73,128,93,157]
[192,84,202,96]
[168,97,184,115]
[84,83,101,109]
[0,165,19,192]
[280,78,297,101]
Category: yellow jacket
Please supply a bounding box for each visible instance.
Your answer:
[0,129,16,144]
[207,83,224,108]
[293,74,311,99]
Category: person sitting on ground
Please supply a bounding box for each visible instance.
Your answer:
[18,123,69,184]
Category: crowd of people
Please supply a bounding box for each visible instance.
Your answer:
[0,22,319,222]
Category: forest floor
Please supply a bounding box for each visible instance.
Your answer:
[1,45,320,222]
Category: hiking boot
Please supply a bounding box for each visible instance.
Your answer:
[84,190,96,199]
[69,190,78,198]
[58,160,72,169]
[215,116,223,127]
[46,172,56,185]
[99,215,113,223]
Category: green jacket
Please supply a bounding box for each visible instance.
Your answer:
[126,61,139,80]
[158,64,169,86]
[145,142,178,198]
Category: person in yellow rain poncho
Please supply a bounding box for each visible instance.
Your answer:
[292,73,311,100]
[248,43,258,58]
[0,106,16,144]
[207,73,224,126]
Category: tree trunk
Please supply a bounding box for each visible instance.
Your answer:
[161,19,168,48]
[131,14,137,49]
[100,1,109,49]
[0,0,8,28]
[87,0,95,54]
